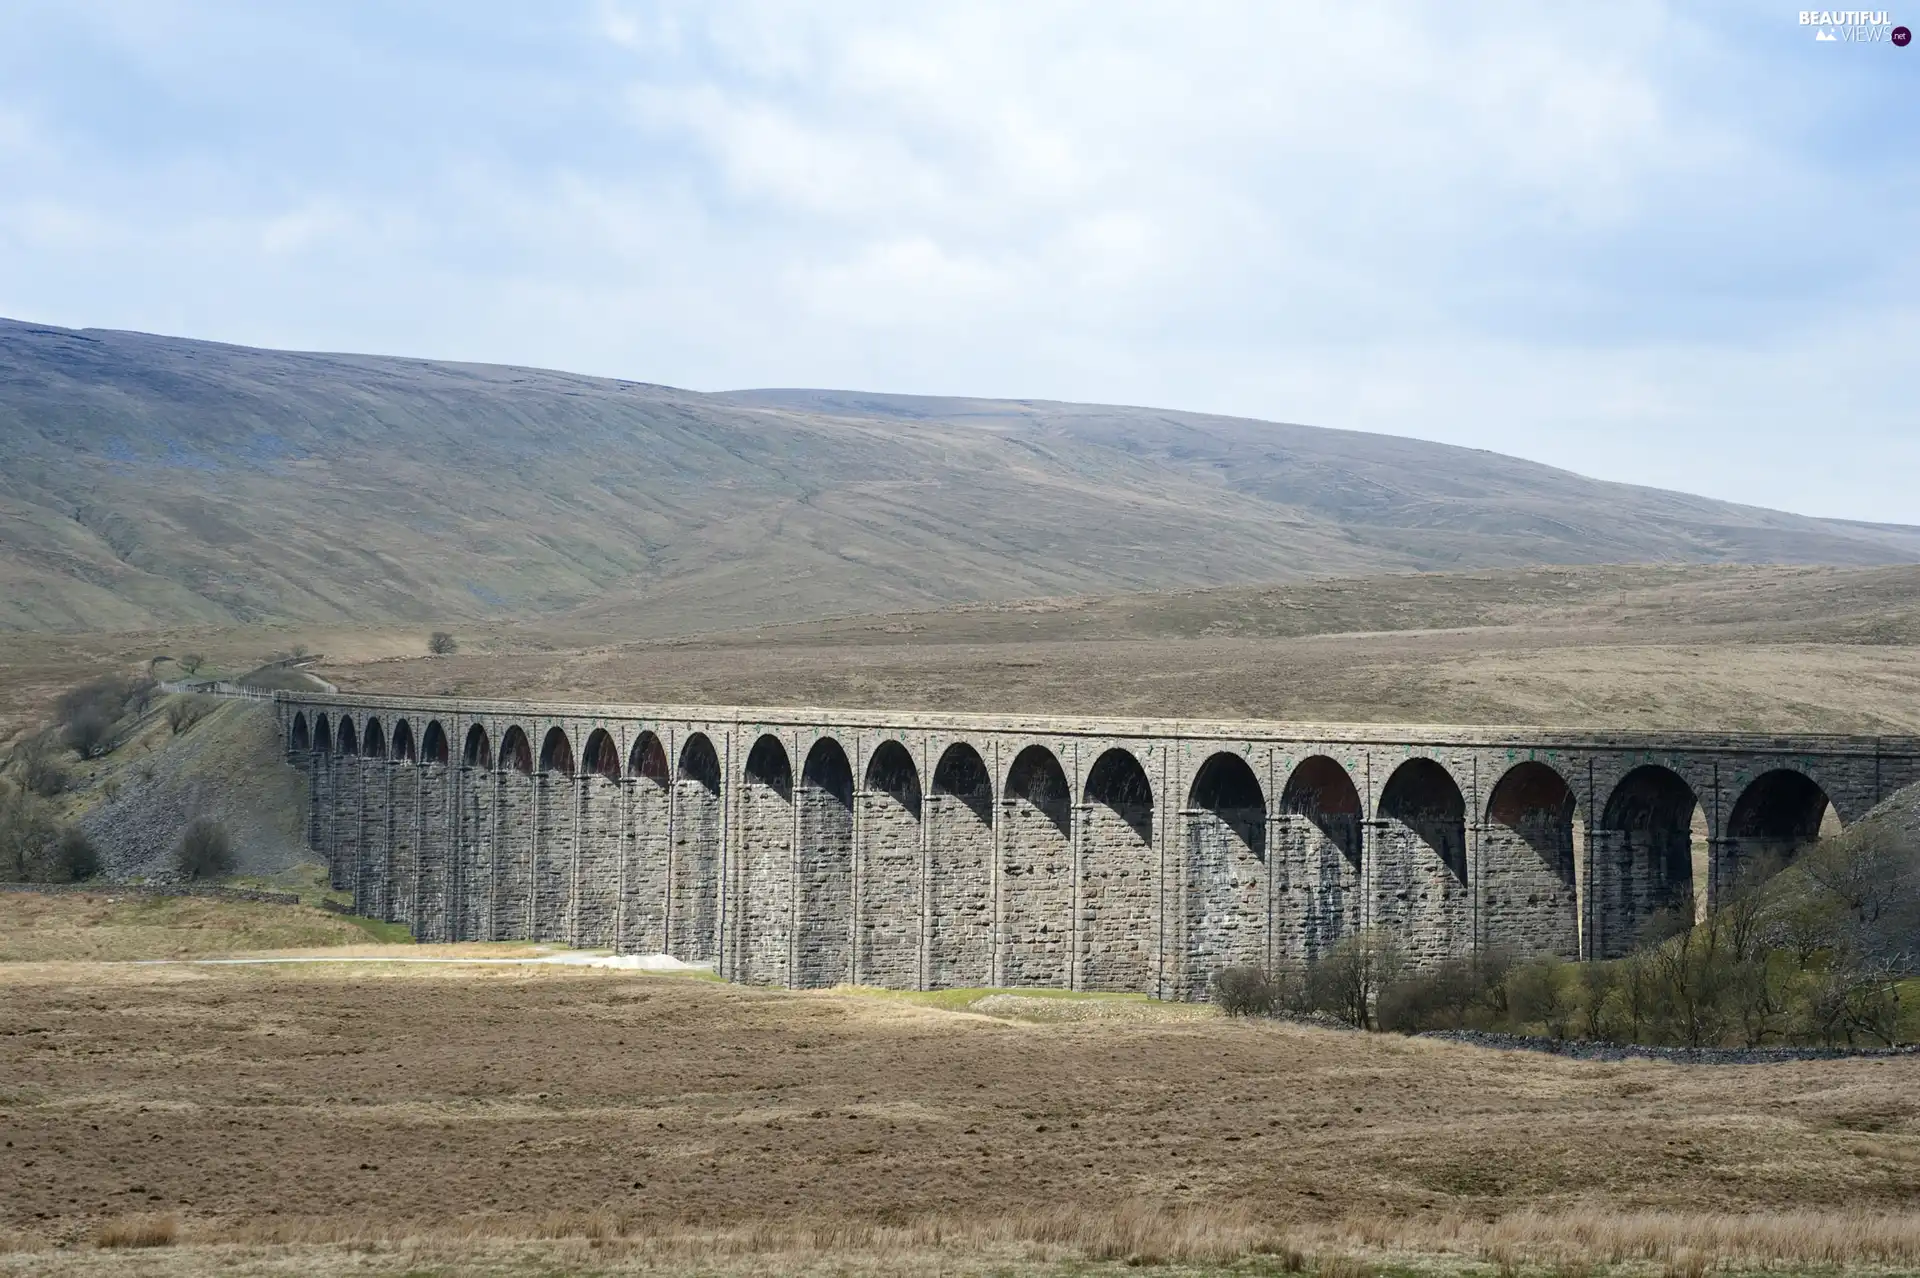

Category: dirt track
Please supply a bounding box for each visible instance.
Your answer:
[4,962,1918,1250]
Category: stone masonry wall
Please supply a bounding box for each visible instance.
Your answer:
[287,695,1919,999]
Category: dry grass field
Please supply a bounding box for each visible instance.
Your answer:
[2,896,1918,1276]
[5,564,1920,742]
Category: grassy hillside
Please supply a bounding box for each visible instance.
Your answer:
[5,318,1920,634]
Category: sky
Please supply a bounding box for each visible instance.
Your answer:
[1,2,1915,521]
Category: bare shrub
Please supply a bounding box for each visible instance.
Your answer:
[428,630,458,655]
[176,817,234,881]
[0,784,60,880]
[1304,929,1403,1030]
[14,731,69,797]
[1212,965,1276,1017]
[64,705,114,759]
[167,695,216,735]
[56,827,102,882]
[1506,957,1575,1039]
[93,1213,178,1249]
[178,653,205,676]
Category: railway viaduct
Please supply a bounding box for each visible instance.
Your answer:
[278,694,1920,999]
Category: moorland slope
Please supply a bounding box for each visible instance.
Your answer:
[5,318,1919,633]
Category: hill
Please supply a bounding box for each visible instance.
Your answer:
[4,317,1920,634]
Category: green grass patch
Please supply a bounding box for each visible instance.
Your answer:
[847,985,1152,1012]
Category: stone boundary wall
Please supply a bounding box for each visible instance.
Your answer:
[276,693,1920,1000]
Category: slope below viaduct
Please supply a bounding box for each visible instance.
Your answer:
[277,695,1919,998]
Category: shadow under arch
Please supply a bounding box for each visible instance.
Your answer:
[629,731,669,786]
[1085,747,1152,843]
[1006,744,1070,835]
[581,728,620,781]
[1188,752,1265,857]
[1485,760,1576,887]
[421,721,448,766]
[1280,755,1360,865]
[313,714,333,754]
[932,742,993,825]
[500,726,533,775]
[291,712,310,752]
[464,724,492,769]
[745,733,792,799]
[362,717,386,760]
[1379,758,1466,882]
[391,719,416,764]
[336,715,357,756]
[1598,764,1700,956]
[865,739,921,818]
[1724,767,1835,893]
[539,727,574,775]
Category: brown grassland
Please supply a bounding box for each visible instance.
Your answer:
[1,894,1918,1276]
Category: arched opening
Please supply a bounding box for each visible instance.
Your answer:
[500,726,533,774]
[421,721,448,766]
[859,740,923,989]
[491,726,535,940]
[314,714,333,754]
[738,734,796,986]
[1275,755,1363,962]
[1724,768,1834,895]
[1380,759,1466,881]
[291,712,310,752]
[1003,744,1072,988]
[575,728,622,948]
[1085,748,1153,842]
[1081,748,1155,993]
[670,733,722,965]
[1483,761,1579,959]
[1597,765,1701,957]
[929,742,994,988]
[1185,752,1267,999]
[1281,756,1360,864]
[391,719,416,763]
[621,731,672,955]
[463,723,492,769]
[1374,758,1470,967]
[629,731,669,785]
[582,729,620,780]
[337,715,357,756]
[797,737,855,989]
[539,727,574,775]
[362,717,387,760]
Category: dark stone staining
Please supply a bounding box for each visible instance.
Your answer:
[797,737,854,989]
[1184,753,1267,999]
[929,743,994,988]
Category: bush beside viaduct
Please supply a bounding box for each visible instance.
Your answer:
[278,694,1920,998]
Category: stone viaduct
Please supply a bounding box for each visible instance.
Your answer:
[277,693,1919,999]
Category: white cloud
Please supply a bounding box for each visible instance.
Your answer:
[0,1,1912,521]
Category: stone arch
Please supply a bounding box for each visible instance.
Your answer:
[1722,768,1834,897]
[1002,744,1073,988]
[1595,765,1700,958]
[1184,752,1267,1000]
[500,726,533,774]
[337,715,357,756]
[1482,761,1578,959]
[391,718,416,763]
[629,731,669,785]
[581,728,620,780]
[1375,757,1470,967]
[737,734,796,986]
[796,737,855,989]
[539,726,574,775]
[620,731,672,956]
[1275,755,1363,963]
[574,728,622,948]
[313,713,332,754]
[362,717,386,760]
[291,712,310,752]
[858,740,922,989]
[463,723,492,769]
[1081,747,1155,994]
[928,742,994,987]
[670,733,722,964]
[492,725,536,940]
[421,721,448,766]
